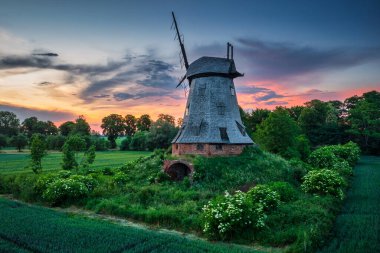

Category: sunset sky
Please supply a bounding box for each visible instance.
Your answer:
[1,0,379,131]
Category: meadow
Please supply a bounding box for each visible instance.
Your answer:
[0,150,151,174]
[318,156,380,253]
[0,197,261,253]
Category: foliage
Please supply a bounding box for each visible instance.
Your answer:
[46,134,66,150]
[30,134,47,173]
[62,135,87,170]
[136,114,152,131]
[82,145,96,168]
[240,107,271,136]
[21,117,58,137]
[0,134,7,149]
[119,136,132,150]
[148,119,178,149]
[254,107,302,159]
[129,131,150,151]
[202,191,266,240]
[9,134,28,152]
[295,134,311,161]
[301,169,345,199]
[101,114,125,148]
[0,111,20,136]
[268,181,298,202]
[89,136,110,151]
[42,178,89,205]
[71,116,91,136]
[59,121,75,136]
[346,91,380,154]
[124,114,137,136]
[247,184,281,212]
[112,172,129,187]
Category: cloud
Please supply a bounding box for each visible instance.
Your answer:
[93,94,110,98]
[0,55,54,69]
[192,38,380,81]
[0,102,75,122]
[265,100,288,106]
[32,53,58,57]
[256,90,285,101]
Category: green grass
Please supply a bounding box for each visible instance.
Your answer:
[0,197,261,253]
[318,156,380,253]
[0,151,151,175]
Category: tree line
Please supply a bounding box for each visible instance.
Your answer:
[0,90,378,156]
[241,90,380,157]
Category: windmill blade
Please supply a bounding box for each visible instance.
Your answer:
[176,75,187,88]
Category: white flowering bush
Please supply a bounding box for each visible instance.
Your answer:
[70,175,98,191]
[42,178,89,205]
[301,169,345,200]
[112,172,129,186]
[202,191,266,240]
[308,148,338,169]
[247,184,281,212]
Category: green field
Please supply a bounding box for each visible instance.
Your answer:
[319,156,380,253]
[0,151,151,174]
[0,197,261,253]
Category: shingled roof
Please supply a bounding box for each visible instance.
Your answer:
[186,56,243,80]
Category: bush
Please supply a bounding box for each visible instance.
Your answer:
[119,136,131,151]
[42,178,89,205]
[112,172,129,187]
[329,141,361,167]
[202,191,266,240]
[70,175,98,192]
[46,135,66,150]
[308,148,338,169]
[90,136,110,151]
[34,173,57,194]
[247,184,281,212]
[102,167,114,176]
[268,181,298,202]
[301,169,345,199]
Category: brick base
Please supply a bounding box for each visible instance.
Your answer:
[172,143,247,157]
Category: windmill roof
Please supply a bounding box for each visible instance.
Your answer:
[186,57,243,79]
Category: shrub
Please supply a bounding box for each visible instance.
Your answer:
[112,172,129,187]
[90,136,110,151]
[102,167,114,176]
[301,169,345,199]
[268,181,298,202]
[308,148,338,169]
[42,178,89,205]
[155,171,171,183]
[120,136,131,151]
[288,158,312,183]
[330,141,361,167]
[70,175,98,192]
[332,159,353,177]
[247,184,281,212]
[202,191,266,240]
[46,135,66,150]
[34,173,57,194]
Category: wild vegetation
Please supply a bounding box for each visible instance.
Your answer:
[0,90,378,252]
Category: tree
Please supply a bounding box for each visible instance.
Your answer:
[136,114,152,131]
[44,121,58,135]
[0,111,20,136]
[21,117,58,137]
[286,106,304,121]
[346,91,380,154]
[71,116,91,136]
[0,134,7,150]
[240,108,271,136]
[10,134,28,152]
[30,134,47,173]
[62,135,87,170]
[129,131,150,151]
[148,118,178,149]
[254,107,301,159]
[59,121,75,136]
[157,114,175,125]
[81,145,96,168]
[101,114,125,148]
[124,114,137,136]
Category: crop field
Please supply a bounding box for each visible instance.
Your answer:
[0,151,151,175]
[0,198,261,253]
[319,156,380,253]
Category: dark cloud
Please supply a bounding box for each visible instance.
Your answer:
[192,38,380,80]
[0,55,53,69]
[236,86,270,94]
[265,100,288,106]
[38,81,53,86]
[93,94,110,98]
[256,90,285,101]
[112,90,174,101]
[113,92,134,101]
[0,103,75,122]
[32,53,58,57]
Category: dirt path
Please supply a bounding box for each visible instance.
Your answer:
[319,156,380,253]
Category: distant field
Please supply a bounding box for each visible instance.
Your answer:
[0,198,260,253]
[0,151,151,175]
[319,156,380,253]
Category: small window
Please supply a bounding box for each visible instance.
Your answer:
[217,104,225,115]
[230,87,235,96]
[236,121,246,136]
[215,144,223,150]
[219,127,229,141]
[196,144,204,151]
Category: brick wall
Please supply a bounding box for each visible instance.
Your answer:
[172,143,246,157]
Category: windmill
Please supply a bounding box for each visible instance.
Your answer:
[170,12,254,157]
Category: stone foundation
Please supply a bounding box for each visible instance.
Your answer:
[172,143,246,157]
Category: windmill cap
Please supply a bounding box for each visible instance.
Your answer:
[186,56,243,79]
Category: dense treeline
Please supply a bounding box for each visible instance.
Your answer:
[0,90,378,155]
[241,90,380,155]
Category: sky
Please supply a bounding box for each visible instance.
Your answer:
[1,0,379,131]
